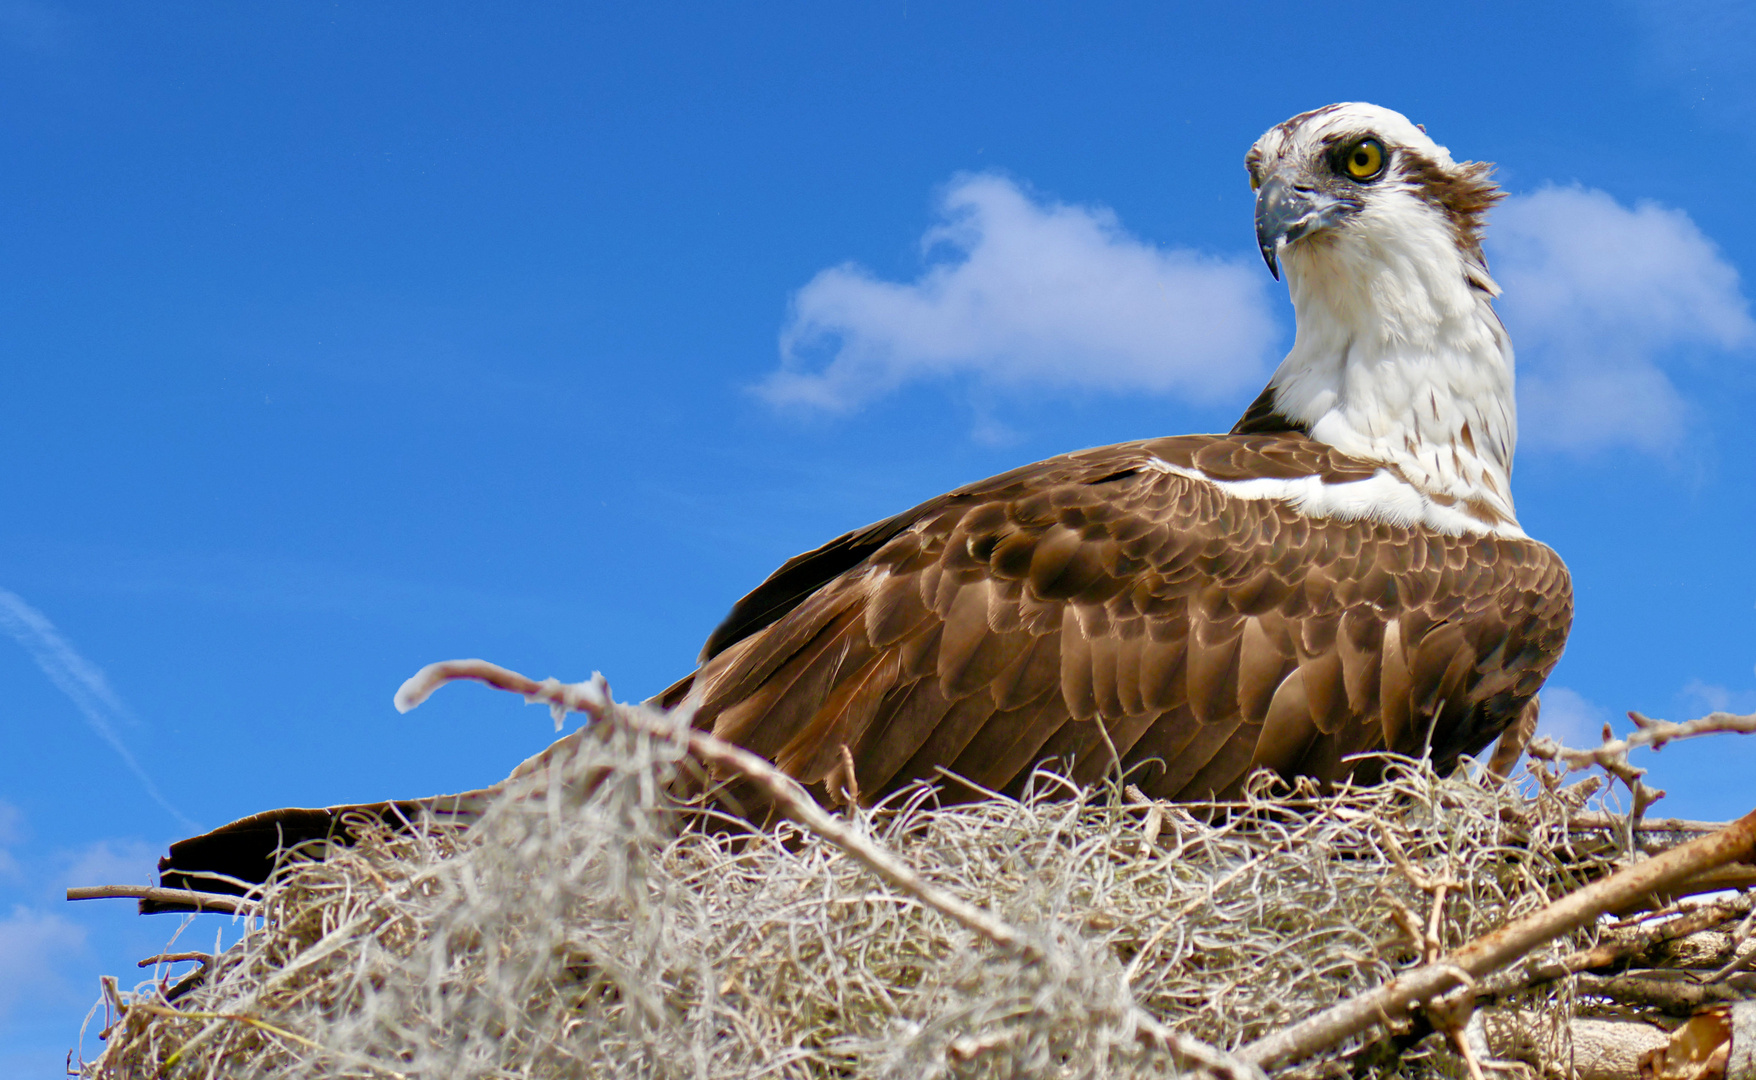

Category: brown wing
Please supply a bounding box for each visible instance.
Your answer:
[683,432,1573,811]
[145,432,1572,907]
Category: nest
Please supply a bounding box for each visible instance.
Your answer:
[74,697,1756,1080]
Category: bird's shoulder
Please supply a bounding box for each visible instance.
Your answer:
[690,431,1571,805]
[700,432,1402,664]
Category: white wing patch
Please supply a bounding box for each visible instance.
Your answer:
[1143,457,1528,539]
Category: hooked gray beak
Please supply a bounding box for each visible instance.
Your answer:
[1254,175,1347,280]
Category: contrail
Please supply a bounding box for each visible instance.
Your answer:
[0,587,198,830]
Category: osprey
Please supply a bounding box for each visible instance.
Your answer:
[148,103,1571,906]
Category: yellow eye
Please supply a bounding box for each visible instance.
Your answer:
[1341,137,1386,180]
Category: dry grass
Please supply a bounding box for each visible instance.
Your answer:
[76,707,1681,1079]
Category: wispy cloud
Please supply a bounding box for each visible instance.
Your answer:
[1533,686,1612,749]
[0,905,86,1021]
[1681,679,1756,715]
[60,838,160,891]
[0,589,196,829]
[761,173,1279,413]
[1489,185,1756,453]
[762,174,1752,453]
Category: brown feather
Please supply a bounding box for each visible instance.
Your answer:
[945,695,1064,795]
[678,436,1572,814]
[1236,614,1294,721]
[1139,631,1190,712]
[774,648,899,782]
[148,247,1583,902]
[1378,618,1413,752]
[1173,721,1266,802]
[709,604,866,754]
[856,680,956,795]
[1059,620,1099,720]
[886,689,1000,794]
[1185,615,1244,723]
[1252,669,1317,776]
[988,630,1062,711]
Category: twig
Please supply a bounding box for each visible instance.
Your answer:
[99,976,123,1040]
[1624,710,1756,749]
[1569,813,1729,835]
[1528,710,1756,828]
[138,951,213,968]
[1133,1011,1268,1080]
[128,1002,410,1078]
[1618,866,1756,911]
[1485,892,1756,998]
[1609,898,1719,929]
[1574,973,1751,1016]
[397,659,1039,957]
[396,659,1268,1080]
[66,886,257,915]
[1703,934,1756,984]
[1237,804,1756,1069]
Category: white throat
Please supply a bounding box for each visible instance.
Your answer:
[1270,202,1521,537]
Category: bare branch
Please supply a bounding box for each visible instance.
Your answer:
[137,952,213,969]
[1569,813,1731,835]
[67,886,256,915]
[1237,805,1756,1069]
[399,658,1266,1080]
[400,660,1034,952]
[1575,972,1755,1016]
[1491,893,1756,996]
[1133,1012,1267,1080]
[1528,711,1756,805]
[1626,710,1756,748]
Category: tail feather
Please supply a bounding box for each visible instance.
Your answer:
[147,793,491,914]
[144,720,637,915]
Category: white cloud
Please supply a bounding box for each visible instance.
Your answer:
[761,176,1753,448]
[1681,679,1756,716]
[61,839,160,891]
[1489,186,1756,452]
[1534,686,1612,749]
[0,587,196,829]
[0,905,86,1020]
[761,173,1279,412]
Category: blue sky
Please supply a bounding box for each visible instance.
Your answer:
[4,2,1755,1071]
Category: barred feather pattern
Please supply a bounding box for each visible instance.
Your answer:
[672,431,1572,815]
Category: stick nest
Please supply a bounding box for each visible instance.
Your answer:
[75,710,1714,1079]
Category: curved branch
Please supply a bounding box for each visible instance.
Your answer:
[399,658,1266,1080]
[1238,805,1756,1070]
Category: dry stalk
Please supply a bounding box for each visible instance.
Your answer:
[137,952,213,968]
[396,658,1266,1080]
[71,662,1756,1079]
[67,885,257,915]
[1523,893,1756,987]
[1237,805,1756,1069]
[1528,709,1756,828]
[395,660,1042,959]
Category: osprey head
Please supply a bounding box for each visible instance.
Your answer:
[1246,103,1501,281]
